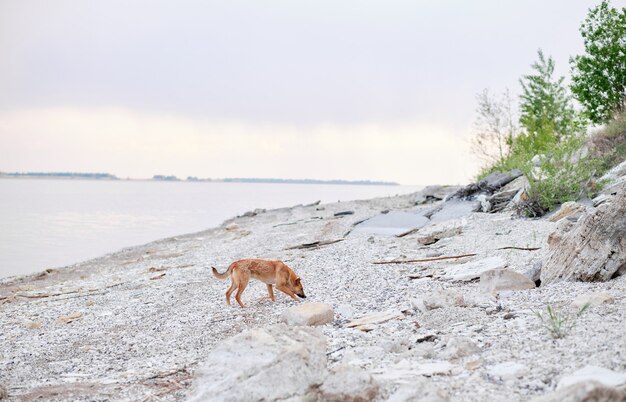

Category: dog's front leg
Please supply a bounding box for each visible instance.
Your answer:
[267,284,275,301]
[276,285,300,302]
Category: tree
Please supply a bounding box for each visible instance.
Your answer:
[570,0,626,124]
[518,50,579,150]
[471,88,518,166]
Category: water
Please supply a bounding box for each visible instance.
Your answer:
[0,179,421,278]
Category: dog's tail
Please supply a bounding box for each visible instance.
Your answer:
[211,266,231,280]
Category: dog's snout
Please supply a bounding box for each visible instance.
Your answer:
[298,294,307,298]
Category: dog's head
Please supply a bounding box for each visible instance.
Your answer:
[293,277,306,298]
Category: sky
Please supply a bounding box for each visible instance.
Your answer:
[0,0,615,185]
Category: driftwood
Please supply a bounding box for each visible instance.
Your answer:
[285,239,344,250]
[4,282,125,303]
[541,185,626,284]
[396,228,419,238]
[496,246,541,251]
[372,253,477,265]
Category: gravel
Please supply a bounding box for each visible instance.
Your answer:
[0,191,624,401]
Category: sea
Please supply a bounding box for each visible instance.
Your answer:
[0,179,421,278]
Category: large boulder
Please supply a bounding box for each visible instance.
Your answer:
[541,184,626,284]
[188,325,327,401]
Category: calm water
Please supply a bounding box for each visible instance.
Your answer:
[0,179,421,278]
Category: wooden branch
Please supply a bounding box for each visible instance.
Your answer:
[372,253,477,265]
[496,246,541,251]
[396,228,419,238]
[285,239,344,250]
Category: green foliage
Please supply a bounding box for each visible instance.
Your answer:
[520,134,604,216]
[570,1,626,124]
[520,50,582,142]
[588,110,626,174]
[532,303,590,339]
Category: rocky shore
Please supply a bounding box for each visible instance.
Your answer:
[1,165,625,401]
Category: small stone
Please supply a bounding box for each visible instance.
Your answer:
[440,257,507,282]
[442,337,480,360]
[558,366,626,389]
[524,261,542,284]
[572,292,615,309]
[592,193,610,207]
[58,312,83,324]
[336,304,355,319]
[548,201,586,222]
[24,320,42,329]
[374,360,456,381]
[465,359,482,370]
[224,223,239,231]
[488,362,529,380]
[412,290,465,313]
[480,268,536,294]
[281,303,334,326]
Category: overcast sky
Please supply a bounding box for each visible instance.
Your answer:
[0,0,613,184]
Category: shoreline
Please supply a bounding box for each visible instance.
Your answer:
[0,182,423,280]
[1,186,624,401]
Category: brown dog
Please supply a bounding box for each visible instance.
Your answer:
[212,259,306,308]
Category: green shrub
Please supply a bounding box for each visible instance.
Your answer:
[532,303,590,339]
[587,110,626,174]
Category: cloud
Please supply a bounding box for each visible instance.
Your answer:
[0,107,478,184]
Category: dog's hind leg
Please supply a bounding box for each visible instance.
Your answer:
[234,276,250,308]
[266,284,275,302]
[225,281,236,306]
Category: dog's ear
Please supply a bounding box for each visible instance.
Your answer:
[295,277,301,285]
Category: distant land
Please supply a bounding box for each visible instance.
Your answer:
[0,172,119,180]
[0,172,399,186]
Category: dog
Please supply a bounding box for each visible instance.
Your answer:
[212,259,306,308]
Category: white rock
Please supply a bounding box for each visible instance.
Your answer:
[557,366,626,389]
[281,302,334,326]
[442,336,481,360]
[346,310,404,330]
[411,289,465,313]
[476,194,491,212]
[479,268,536,294]
[488,362,529,380]
[188,325,327,401]
[592,193,611,207]
[373,360,456,382]
[571,292,615,308]
[440,257,507,282]
[319,364,379,402]
[417,218,467,245]
[548,201,586,222]
[336,304,355,319]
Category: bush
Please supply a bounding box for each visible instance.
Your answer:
[587,110,626,174]
[519,134,604,216]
